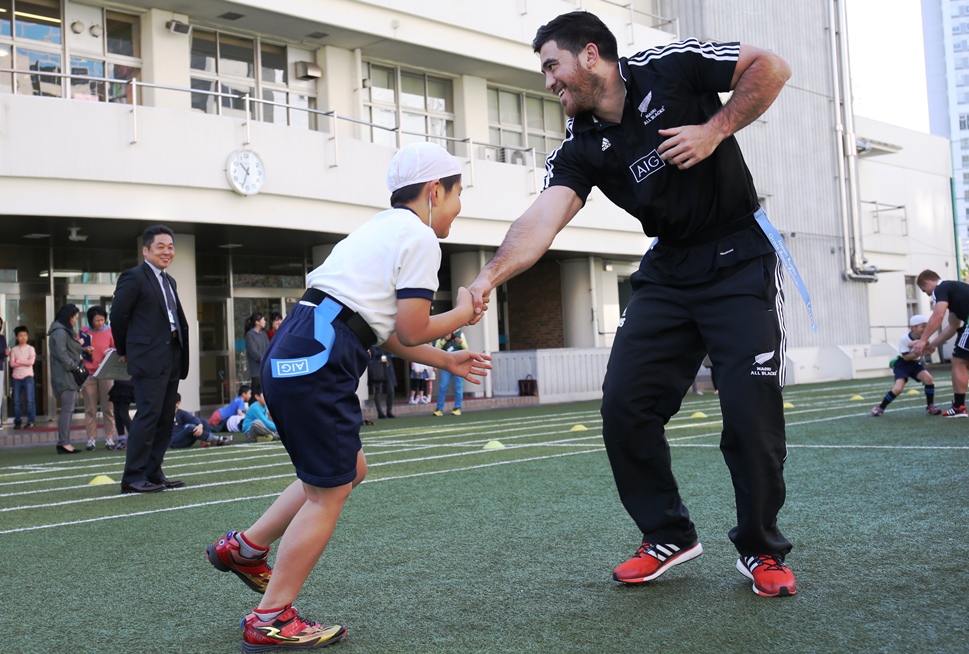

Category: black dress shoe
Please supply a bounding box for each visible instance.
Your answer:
[149,476,186,489]
[121,480,166,494]
[56,445,82,455]
[387,413,396,418]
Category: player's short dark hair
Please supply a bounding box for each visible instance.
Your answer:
[14,325,28,336]
[916,269,941,286]
[238,384,251,396]
[142,224,175,248]
[175,392,182,403]
[87,305,107,324]
[389,173,461,206]
[532,11,618,62]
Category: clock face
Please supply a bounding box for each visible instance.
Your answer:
[226,150,265,196]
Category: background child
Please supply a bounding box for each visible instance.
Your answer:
[206,142,491,652]
[9,326,36,429]
[243,387,278,442]
[208,384,251,431]
[108,379,135,449]
[170,392,230,448]
[871,314,940,416]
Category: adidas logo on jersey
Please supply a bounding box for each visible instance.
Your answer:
[601,138,611,152]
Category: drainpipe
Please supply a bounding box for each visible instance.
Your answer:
[830,0,878,282]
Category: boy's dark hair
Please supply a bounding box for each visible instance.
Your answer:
[14,325,28,336]
[142,224,175,248]
[251,386,263,397]
[390,173,461,206]
[175,392,182,403]
[269,311,282,322]
[532,11,618,62]
[87,305,107,324]
[238,384,251,396]
[916,269,941,286]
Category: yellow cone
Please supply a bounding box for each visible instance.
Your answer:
[850,394,864,401]
[783,402,795,409]
[88,475,115,486]
[483,440,505,450]
[691,411,708,419]
[906,389,920,395]
[570,424,588,432]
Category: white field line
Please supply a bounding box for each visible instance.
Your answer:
[0,449,601,535]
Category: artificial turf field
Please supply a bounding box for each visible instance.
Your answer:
[2,376,968,653]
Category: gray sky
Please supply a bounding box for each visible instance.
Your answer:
[846,0,929,132]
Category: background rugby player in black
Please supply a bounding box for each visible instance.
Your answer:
[468,11,797,597]
[914,269,969,417]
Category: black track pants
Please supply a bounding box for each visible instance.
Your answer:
[601,253,793,558]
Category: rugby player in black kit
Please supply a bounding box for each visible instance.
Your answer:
[469,11,797,597]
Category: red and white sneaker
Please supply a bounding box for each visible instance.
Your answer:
[943,405,968,418]
[242,605,347,652]
[926,404,942,415]
[870,406,884,417]
[206,530,273,594]
[612,541,703,584]
[736,555,797,597]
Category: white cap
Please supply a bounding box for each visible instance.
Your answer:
[909,314,928,327]
[386,142,462,192]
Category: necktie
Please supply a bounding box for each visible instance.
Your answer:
[161,272,182,342]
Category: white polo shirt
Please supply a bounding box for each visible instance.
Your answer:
[305,207,440,345]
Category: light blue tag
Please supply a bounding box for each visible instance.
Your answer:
[270,297,342,378]
[754,208,818,332]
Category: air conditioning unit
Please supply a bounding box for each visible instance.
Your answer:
[500,147,528,166]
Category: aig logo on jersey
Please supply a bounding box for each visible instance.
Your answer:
[629,150,665,183]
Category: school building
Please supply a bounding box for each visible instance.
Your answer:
[0,0,955,422]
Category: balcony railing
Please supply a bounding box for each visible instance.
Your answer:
[0,67,546,193]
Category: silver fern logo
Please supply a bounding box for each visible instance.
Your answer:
[751,351,778,377]
[638,90,665,126]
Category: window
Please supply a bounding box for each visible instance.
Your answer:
[905,276,919,319]
[486,86,565,164]
[363,62,454,150]
[0,3,141,102]
[190,29,317,128]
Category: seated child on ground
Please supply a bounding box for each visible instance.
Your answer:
[171,392,233,448]
[243,386,278,442]
[208,384,251,431]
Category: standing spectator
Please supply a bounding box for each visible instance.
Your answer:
[0,316,7,429]
[433,330,469,416]
[80,305,117,450]
[245,313,270,389]
[425,365,435,404]
[110,225,190,494]
[468,12,797,596]
[48,304,84,454]
[408,362,428,404]
[266,312,283,340]
[9,325,36,429]
[368,346,396,418]
[108,379,135,450]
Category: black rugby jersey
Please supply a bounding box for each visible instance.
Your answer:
[933,281,969,322]
[544,39,775,283]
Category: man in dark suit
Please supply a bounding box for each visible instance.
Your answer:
[110,225,190,494]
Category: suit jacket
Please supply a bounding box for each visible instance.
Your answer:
[110,261,190,379]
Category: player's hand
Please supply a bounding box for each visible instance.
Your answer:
[445,350,492,384]
[468,278,492,325]
[912,339,927,356]
[657,123,724,170]
[193,424,204,437]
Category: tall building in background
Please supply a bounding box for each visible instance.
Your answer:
[923,0,967,266]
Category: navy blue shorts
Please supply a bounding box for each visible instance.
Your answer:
[260,302,369,488]
[893,359,926,381]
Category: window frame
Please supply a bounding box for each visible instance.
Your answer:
[363,61,456,151]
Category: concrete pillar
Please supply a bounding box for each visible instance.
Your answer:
[140,9,191,110]
[449,250,496,397]
[170,234,200,412]
[559,258,594,348]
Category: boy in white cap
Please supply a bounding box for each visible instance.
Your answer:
[871,314,940,416]
[206,141,492,651]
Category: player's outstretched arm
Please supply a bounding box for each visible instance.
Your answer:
[468,186,582,323]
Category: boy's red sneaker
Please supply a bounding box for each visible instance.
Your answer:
[242,606,347,652]
[612,541,703,583]
[736,555,797,597]
[206,530,273,594]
